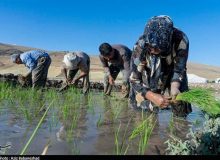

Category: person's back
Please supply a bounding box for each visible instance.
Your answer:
[20,50,49,71]
[99,44,132,68]
[75,51,90,63]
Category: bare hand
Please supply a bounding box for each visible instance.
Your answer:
[18,74,25,80]
[109,76,115,85]
[66,78,72,85]
[71,78,78,85]
[146,91,171,108]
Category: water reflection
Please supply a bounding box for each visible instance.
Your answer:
[0,90,209,155]
[55,94,89,154]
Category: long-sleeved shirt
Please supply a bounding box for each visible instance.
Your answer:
[99,44,132,75]
[63,51,90,73]
[20,50,49,71]
[130,28,189,93]
[73,51,90,73]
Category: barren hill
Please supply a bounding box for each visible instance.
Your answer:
[0,43,39,55]
[0,43,220,81]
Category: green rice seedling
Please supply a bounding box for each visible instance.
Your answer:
[20,106,32,122]
[175,88,220,116]
[20,100,54,155]
[45,88,57,100]
[0,82,13,100]
[62,104,69,120]
[96,114,102,128]
[59,99,81,143]
[13,88,45,123]
[108,100,125,123]
[129,111,149,140]
[66,111,80,142]
[47,106,59,131]
[69,141,80,155]
[112,105,122,122]
[85,91,102,115]
[129,113,156,155]
[87,95,95,115]
[114,122,121,155]
[114,115,133,155]
[168,113,175,135]
[138,118,156,155]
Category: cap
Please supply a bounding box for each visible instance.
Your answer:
[63,52,79,70]
[11,54,20,63]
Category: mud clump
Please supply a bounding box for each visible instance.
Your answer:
[0,73,121,91]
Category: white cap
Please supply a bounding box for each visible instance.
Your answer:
[63,52,79,70]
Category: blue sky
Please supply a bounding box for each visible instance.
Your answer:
[0,0,220,66]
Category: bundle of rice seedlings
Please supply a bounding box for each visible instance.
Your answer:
[175,88,220,116]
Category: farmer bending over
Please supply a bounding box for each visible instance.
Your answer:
[129,15,192,117]
[99,43,132,98]
[61,51,90,94]
[11,50,51,88]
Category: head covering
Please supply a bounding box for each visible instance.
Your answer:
[144,15,174,55]
[63,52,80,70]
[11,54,20,63]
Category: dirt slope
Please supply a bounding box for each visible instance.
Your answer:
[0,43,220,81]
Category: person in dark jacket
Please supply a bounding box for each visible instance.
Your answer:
[99,43,132,98]
[11,50,51,88]
[129,15,192,117]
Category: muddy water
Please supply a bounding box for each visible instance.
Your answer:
[0,92,208,155]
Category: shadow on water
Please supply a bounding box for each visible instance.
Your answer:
[0,87,208,155]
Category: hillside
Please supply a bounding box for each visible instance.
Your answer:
[0,43,220,80]
[0,43,39,55]
[187,62,220,80]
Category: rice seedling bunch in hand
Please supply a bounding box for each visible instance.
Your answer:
[175,88,220,116]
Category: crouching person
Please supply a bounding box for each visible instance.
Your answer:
[61,51,90,94]
[129,15,192,117]
[11,50,51,88]
[99,43,132,98]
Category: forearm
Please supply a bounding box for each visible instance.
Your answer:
[74,72,87,81]
[61,68,68,80]
[145,90,170,108]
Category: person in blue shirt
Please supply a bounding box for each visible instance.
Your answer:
[11,50,51,88]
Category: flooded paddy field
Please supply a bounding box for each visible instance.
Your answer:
[0,82,213,155]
